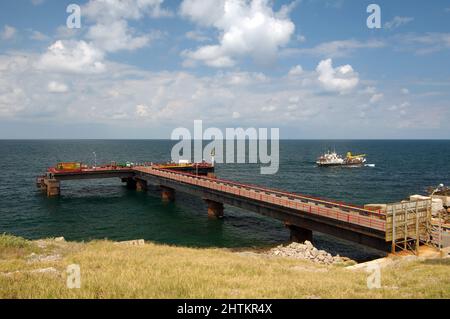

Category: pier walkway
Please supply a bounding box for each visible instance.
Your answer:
[37,164,432,252]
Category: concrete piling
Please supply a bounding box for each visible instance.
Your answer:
[43,178,60,197]
[286,223,313,243]
[205,199,224,218]
[161,186,175,202]
[136,179,147,192]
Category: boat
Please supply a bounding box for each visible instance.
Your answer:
[316,151,366,167]
[316,151,344,166]
[344,152,367,166]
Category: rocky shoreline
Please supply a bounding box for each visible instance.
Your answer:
[267,241,355,265]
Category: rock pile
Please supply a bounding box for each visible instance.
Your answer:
[267,241,354,265]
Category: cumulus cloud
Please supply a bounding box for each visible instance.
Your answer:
[316,59,359,93]
[47,81,69,93]
[1,25,17,40]
[86,21,162,52]
[288,65,303,76]
[180,0,296,67]
[83,0,172,21]
[36,40,106,74]
[82,0,170,52]
[0,50,444,137]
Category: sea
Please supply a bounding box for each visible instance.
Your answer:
[1,140,449,260]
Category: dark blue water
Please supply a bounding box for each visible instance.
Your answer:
[0,140,449,260]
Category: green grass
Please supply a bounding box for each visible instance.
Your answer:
[0,233,41,259]
[0,235,449,299]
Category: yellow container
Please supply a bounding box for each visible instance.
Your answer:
[56,162,81,170]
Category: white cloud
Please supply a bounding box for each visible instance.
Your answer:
[86,21,161,52]
[136,104,150,117]
[180,0,227,26]
[219,71,267,85]
[36,40,106,74]
[316,59,359,93]
[288,65,303,76]
[384,16,414,30]
[180,0,296,67]
[370,93,383,104]
[185,30,210,42]
[401,88,410,94]
[0,51,446,137]
[83,0,172,21]
[47,81,69,93]
[0,87,26,117]
[82,0,170,53]
[1,25,17,40]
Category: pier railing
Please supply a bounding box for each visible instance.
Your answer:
[136,167,387,232]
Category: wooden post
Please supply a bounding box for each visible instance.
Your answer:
[415,201,419,255]
[392,207,396,253]
[404,203,407,251]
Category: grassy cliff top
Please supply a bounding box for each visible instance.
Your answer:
[0,234,449,299]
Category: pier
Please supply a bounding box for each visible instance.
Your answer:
[37,163,433,253]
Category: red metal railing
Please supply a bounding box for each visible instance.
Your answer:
[135,167,386,232]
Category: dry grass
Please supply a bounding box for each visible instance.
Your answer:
[0,235,449,299]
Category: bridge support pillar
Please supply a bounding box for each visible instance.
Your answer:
[44,178,60,197]
[286,224,313,243]
[124,178,137,190]
[161,186,175,202]
[205,200,224,219]
[136,179,147,192]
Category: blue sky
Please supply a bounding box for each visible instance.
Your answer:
[0,0,449,139]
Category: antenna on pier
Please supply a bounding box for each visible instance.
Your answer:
[210,148,215,167]
[93,152,97,169]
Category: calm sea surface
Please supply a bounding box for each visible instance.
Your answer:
[1,140,449,260]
